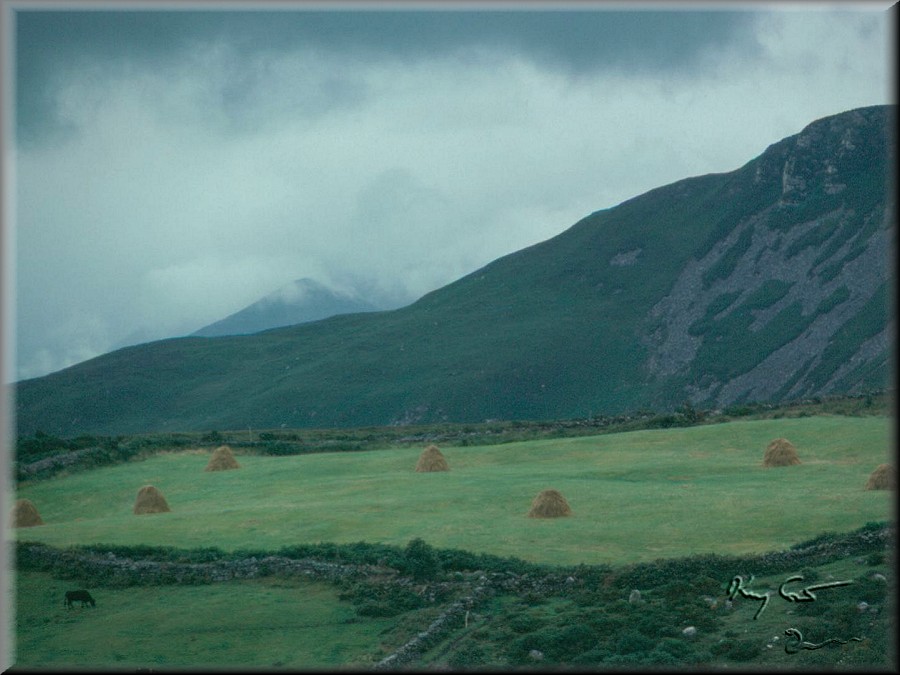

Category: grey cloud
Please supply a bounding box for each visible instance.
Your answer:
[16,8,760,145]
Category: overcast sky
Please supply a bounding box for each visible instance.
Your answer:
[5,1,894,382]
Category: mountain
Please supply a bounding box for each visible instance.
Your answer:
[191,278,381,338]
[15,105,895,437]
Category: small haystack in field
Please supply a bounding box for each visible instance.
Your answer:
[762,438,801,467]
[865,464,896,490]
[12,499,44,527]
[415,445,449,472]
[205,445,240,472]
[133,485,171,515]
[527,489,572,518]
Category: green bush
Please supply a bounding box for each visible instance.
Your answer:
[569,647,613,665]
[710,638,758,661]
[644,648,680,665]
[507,613,542,634]
[602,652,645,665]
[614,629,655,656]
[355,601,405,617]
[723,404,756,417]
[447,644,487,669]
[509,622,598,663]
[339,580,425,617]
[850,574,889,604]
[403,538,441,581]
[634,612,678,639]
[866,551,885,566]
[260,441,301,456]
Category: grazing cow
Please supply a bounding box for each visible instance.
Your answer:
[64,590,96,609]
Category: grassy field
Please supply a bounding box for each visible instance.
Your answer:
[13,569,404,670]
[14,415,893,566]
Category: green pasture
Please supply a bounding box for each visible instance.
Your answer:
[13,415,894,566]
[13,570,398,670]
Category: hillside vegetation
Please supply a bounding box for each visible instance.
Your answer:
[14,105,894,436]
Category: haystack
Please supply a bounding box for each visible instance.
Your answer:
[205,445,240,472]
[415,444,449,472]
[527,489,572,518]
[133,485,171,514]
[12,499,44,527]
[865,464,896,490]
[762,438,801,467]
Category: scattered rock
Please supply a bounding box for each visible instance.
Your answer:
[682,626,697,639]
[629,589,642,604]
[528,650,544,661]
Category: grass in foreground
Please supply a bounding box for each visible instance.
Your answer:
[13,570,401,670]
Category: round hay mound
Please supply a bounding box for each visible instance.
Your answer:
[528,489,572,518]
[762,438,801,467]
[12,499,44,527]
[865,463,896,490]
[133,485,171,515]
[415,444,449,472]
[205,445,240,472]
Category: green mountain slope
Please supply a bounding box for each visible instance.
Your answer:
[15,105,894,436]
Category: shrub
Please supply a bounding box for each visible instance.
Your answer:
[340,580,425,617]
[711,638,758,661]
[634,612,678,639]
[723,404,756,417]
[356,602,404,617]
[602,652,645,665]
[569,647,613,665]
[508,613,542,634]
[510,622,598,663]
[447,644,487,669]
[614,629,655,656]
[260,441,300,456]
[653,636,694,660]
[850,574,889,604]
[403,538,441,581]
[866,551,885,566]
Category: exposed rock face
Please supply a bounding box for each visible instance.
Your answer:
[644,105,893,408]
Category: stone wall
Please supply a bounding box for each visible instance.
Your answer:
[15,542,386,587]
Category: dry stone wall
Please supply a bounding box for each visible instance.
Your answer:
[16,542,386,587]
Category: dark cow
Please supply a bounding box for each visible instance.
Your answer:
[64,590,95,609]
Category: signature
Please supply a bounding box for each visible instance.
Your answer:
[726,574,853,620]
[783,627,862,654]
